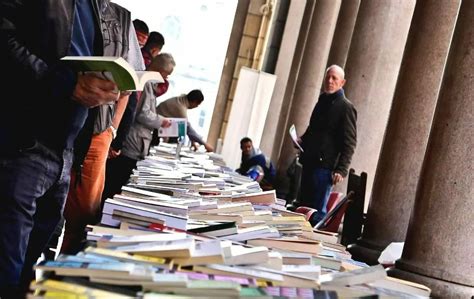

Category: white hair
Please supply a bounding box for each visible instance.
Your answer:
[152,52,176,73]
[326,64,345,79]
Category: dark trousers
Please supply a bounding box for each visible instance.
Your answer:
[0,142,72,296]
[102,155,137,203]
[300,166,333,223]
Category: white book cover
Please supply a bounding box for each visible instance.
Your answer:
[319,264,387,286]
[158,118,187,138]
[102,198,188,230]
[289,124,304,152]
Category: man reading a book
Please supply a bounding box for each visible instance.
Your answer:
[0,0,126,296]
[156,89,214,152]
[296,65,357,224]
[60,2,146,255]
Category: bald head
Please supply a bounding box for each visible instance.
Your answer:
[326,65,345,79]
[323,64,346,94]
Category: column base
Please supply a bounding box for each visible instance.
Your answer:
[346,239,383,265]
[388,267,474,298]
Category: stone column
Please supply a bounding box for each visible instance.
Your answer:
[260,0,307,161]
[341,0,416,205]
[208,0,250,148]
[326,0,361,68]
[348,0,461,265]
[389,1,474,297]
[276,0,341,179]
[265,0,316,168]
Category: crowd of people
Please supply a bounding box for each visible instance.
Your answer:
[0,1,356,297]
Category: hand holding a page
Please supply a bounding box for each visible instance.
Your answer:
[289,124,304,152]
[160,117,172,128]
[158,118,187,137]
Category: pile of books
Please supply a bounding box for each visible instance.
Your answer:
[30,143,431,298]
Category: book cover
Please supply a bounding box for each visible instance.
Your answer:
[158,118,187,138]
[319,264,387,286]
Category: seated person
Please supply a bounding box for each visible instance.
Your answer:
[156,89,214,152]
[237,137,276,190]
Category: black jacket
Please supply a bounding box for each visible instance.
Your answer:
[0,0,129,151]
[299,89,357,177]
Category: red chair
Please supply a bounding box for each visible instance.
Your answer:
[326,192,344,211]
[295,191,355,233]
[295,192,343,222]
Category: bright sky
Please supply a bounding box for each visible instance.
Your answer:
[112,0,237,139]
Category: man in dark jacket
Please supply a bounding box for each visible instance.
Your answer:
[0,0,121,295]
[297,65,357,223]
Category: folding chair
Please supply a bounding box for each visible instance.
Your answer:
[295,191,354,232]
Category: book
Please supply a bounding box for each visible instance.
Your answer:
[312,254,342,270]
[224,225,280,242]
[368,276,431,297]
[143,280,242,297]
[112,210,165,228]
[248,266,319,288]
[248,237,323,255]
[30,279,131,298]
[112,195,189,216]
[120,186,172,200]
[289,124,304,152]
[158,117,187,138]
[84,247,171,269]
[172,240,226,266]
[102,198,188,230]
[223,245,269,266]
[192,264,284,283]
[60,56,164,91]
[301,229,339,244]
[187,221,237,234]
[34,260,136,279]
[115,238,195,258]
[177,271,260,287]
[95,232,188,248]
[319,264,387,286]
[277,250,313,266]
[281,264,321,279]
[231,190,277,205]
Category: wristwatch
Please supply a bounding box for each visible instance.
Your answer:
[109,126,117,139]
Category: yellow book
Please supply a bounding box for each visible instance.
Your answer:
[84,247,171,269]
[30,279,130,298]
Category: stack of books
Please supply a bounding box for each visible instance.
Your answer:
[29,143,431,298]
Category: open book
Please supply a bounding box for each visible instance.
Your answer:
[158,118,187,138]
[61,56,163,91]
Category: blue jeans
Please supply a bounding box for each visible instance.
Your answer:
[0,141,73,296]
[300,167,333,223]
